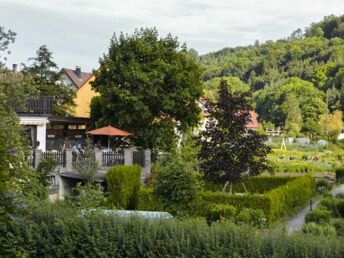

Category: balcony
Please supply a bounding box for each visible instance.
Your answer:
[10,96,52,115]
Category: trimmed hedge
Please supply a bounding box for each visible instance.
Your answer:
[201,175,296,193]
[269,160,332,173]
[200,176,315,222]
[206,204,237,224]
[105,165,141,209]
[336,167,344,183]
[1,208,344,258]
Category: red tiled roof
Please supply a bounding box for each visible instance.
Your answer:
[62,68,92,88]
[247,111,259,129]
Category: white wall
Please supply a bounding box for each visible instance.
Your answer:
[19,116,49,151]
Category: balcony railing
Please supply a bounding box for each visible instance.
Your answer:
[10,96,52,115]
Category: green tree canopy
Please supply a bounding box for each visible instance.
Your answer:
[91,28,203,151]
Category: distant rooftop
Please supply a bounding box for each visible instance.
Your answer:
[61,67,92,88]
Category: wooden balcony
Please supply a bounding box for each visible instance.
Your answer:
[11,96,52,115]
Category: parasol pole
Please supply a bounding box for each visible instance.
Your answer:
[108,136,110,150]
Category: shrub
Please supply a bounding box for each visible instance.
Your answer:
[235,208,267,228]
[35,155,57,187]
[137,188,163,211]
[305,209,332,224]
[333,219,344,236]
[64,183,107,209]
[303,222,337,237]
[105,165,141,209]
[155,155,197,209]
[206,204,236,224]
[319,198,340,217]
[336,166,344,183]
[316,179,332,194]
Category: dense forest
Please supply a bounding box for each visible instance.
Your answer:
[199,15,344,136]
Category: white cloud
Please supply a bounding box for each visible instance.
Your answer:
[1,0,344,71]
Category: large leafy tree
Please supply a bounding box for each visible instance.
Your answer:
[198,80,270,191]
[91,28,203,150]
[22,45,75,115]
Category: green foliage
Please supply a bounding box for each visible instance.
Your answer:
[0,26,16,66]
[64,183,107,209]
[235,208,267,228]
[315,179,332,194]
[105,165,141,209]
[35,155,57,187]
[203,176,296,193]
[303,222,337,236]
[305,209,332,224]
[137,188,163,211]
[155,154,197,209]
[2,207,344,257]
[22,45,75,115]
[199,79,270,186]
[72,151,99,183]
[284,94,303,136]
[335,166,344,183]
[206,204,237,224]
[91,27,203,151]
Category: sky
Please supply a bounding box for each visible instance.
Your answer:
[1,0,344,72]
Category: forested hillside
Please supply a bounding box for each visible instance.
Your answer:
[200,15,344,136]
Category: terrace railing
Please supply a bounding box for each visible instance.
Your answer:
[42,150,66,167]
[10,96,52,115]
[102,151,124,167]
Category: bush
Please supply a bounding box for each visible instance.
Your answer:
[333,219,344,236]
[305,209,332,224]
[303,222,337,237]
[336,166,344,183]
[105,165,141,209]
[206,204,236,224]
[155,155,197,209]
[64,183,107,209]
[316,179,332,194]
[235,208,267,228]
[137,188,163,211]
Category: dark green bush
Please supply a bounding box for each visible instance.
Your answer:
[235,208,267,228]
[206,204,236,224]
[333,219,344,236]
[155,155,197,208]
[105,165,141,209]
[316,179,332,194]
[305,209,332,224]
[336,167,344,183]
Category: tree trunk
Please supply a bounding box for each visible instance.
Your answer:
[222,181,229,192]
[229,183,233,195]
[241,182,248,193]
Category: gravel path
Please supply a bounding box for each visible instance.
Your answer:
[286,184,344,234]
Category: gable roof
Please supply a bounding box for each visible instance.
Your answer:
[247,111,259,129]
[61,68,92,88]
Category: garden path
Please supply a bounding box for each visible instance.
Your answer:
[286,184,344,234]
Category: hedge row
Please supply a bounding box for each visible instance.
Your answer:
[202,176,296,193]
[1,208,344,258]
[200,176,315,222]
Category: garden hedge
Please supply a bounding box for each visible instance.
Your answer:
[200,176,315,222]
[105,165,141,209]
[201,175,296,193]
[1,208,344,258]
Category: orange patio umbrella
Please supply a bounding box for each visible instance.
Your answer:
[86,125,133,149]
